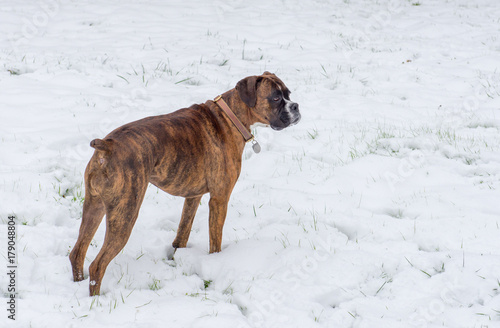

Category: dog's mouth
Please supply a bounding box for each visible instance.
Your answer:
[290,112,301,126]
[271,111,301,131]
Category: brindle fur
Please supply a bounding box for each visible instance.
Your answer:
[69,72,299,296]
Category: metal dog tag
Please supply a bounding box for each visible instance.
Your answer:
[252,140,261,153]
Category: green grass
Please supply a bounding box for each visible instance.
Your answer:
[148,277,161,291]
[52,180,85,208]
[320,64,329,78]
[223,282,234,295]
[276,231,290,249]
[307,128,319,140]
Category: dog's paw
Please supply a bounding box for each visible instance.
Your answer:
[166,246,177,261]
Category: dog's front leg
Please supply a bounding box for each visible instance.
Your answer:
[172,195,203,249]
[208,196,230,253]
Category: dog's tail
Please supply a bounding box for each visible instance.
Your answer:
[90,139,113,152]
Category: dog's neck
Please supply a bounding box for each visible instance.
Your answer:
[219,89,255,130]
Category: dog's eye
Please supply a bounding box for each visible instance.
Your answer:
[273,96,282,102]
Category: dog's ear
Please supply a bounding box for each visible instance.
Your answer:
[236,76,262,108]
[262,71,274,76]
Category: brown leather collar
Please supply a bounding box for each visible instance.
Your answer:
[214,95,254,142]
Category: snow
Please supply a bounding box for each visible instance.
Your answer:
[1,0,500,327]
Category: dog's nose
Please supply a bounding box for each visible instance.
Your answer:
[290,103,299,113]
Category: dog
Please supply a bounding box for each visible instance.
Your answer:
[69,72,301,295]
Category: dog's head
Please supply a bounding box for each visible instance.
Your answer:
[236,72,301,131]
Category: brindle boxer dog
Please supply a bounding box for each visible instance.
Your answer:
[69,72,300,296]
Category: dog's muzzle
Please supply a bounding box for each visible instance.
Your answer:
[289,102,301,125]
[271,101,301,131]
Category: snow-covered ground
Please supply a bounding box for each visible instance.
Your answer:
[1,0,500,327]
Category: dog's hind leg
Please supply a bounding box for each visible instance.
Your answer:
[87,184,147,296]
[172,195,203,249]
[69,191,105,282]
